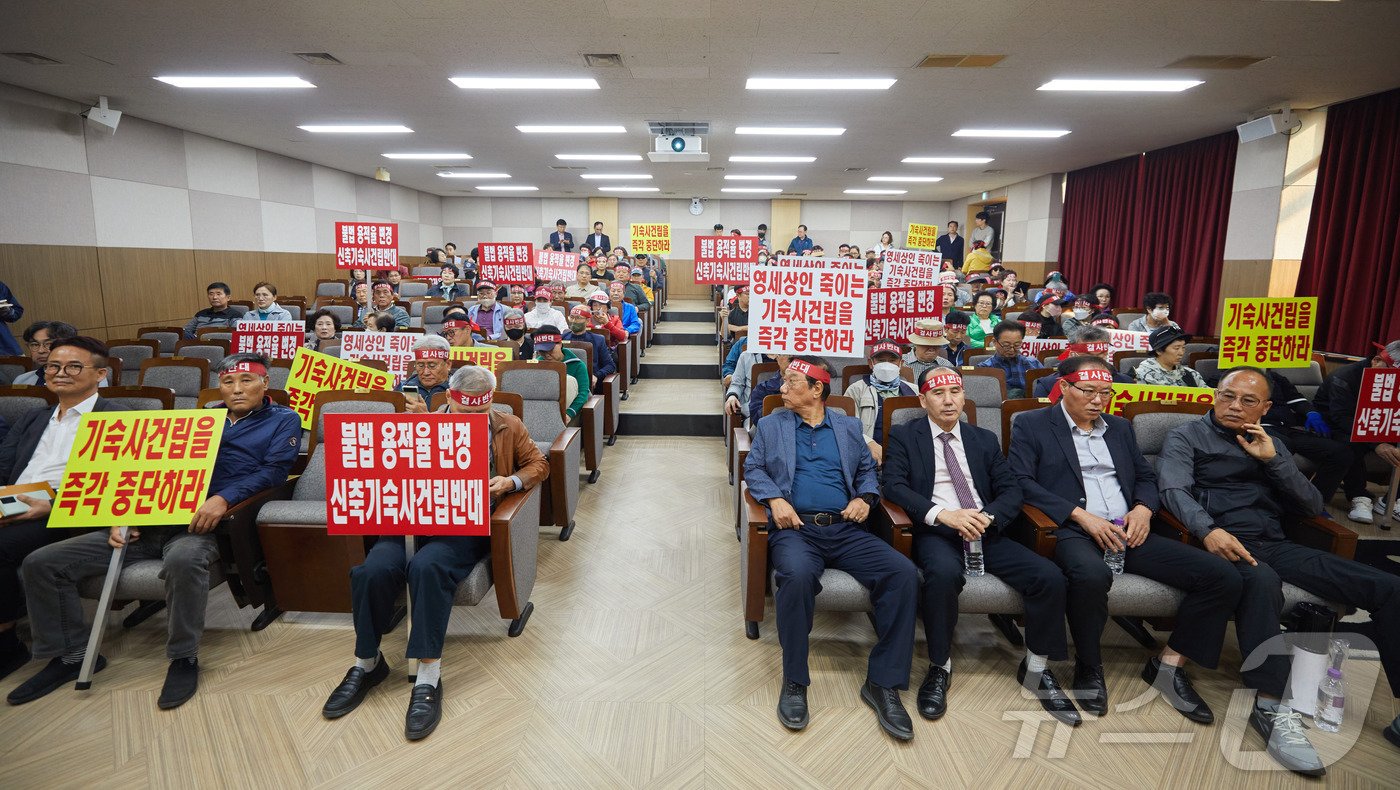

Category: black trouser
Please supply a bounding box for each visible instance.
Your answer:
[0,516,70,623]
[1233,537,1400,698]
[1267,427,1367,502]
[350,535,488,660]
[914,532,1068,665]
[1055,530,1241,668]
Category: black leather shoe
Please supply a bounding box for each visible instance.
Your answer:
[405,682,443,741]
[322,656,389,719]
[861,680,914,741]
[158,657,199,710]
[1017,658,1081,727]
[7,656,105,705]
[0,641,31,682]
[1072,660,1108,717]
[917,665,951,720]
[1142,657,1213,724]
[776,680,808,730]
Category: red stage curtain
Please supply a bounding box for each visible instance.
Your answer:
[1297,88,1400,356]
[1059,132,1238,333]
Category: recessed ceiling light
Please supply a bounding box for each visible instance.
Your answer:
[724,174,797,181]
[1038,78,1203,92]
[383,152,472,160]
[597,186,660,192]
[952,129,1070,138]
[735,126,844,136]
[845,189,907,195]
[867,176,944,183]
[555,153,643,161]
[476,185,539,191]
[155,75,314,88]
[436,172,511,179]
[745,77,896,90]
[722,187,783,194]
[517,125,626,133]
[450,77,599,90]
[298,124,413,134]
[730,155,817,163]
[580,173,653,179]
[901,156,994,164]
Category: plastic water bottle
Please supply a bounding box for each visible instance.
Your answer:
[1103,518,1126,575]
[1315,667,1344,732]
[964,538,985,577]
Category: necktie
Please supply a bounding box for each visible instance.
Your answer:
[938,432,978,509]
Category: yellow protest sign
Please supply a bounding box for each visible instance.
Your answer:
[50,410,227,528]
[449,345,513,376]
[1219,297,1317,369]
[629,223,672,255]
[286,347,394,429]
[906,223,939,250]
[1106,384,1214,416]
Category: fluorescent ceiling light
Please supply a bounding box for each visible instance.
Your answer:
[1039,78,1203,92]
[597,186,659,192]
[155,75,314,89]
[953,128,1070,138]
[555,153,643,161]
[722,187,783,194]
[868,176,943,182]
[735,126,845,136]
[383,152,472,160]
[580,173,652,180]
[436,172,511,179]
[730,155,816,163]
[845,189,907,195]
[517,125,626,134]
[476,185,538,191]
[724,174,796,181]
[902,156,994,164]
[450,77,599,90]
[298,124,412,134]
[746,77,896,90]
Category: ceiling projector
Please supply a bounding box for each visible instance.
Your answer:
[648,135,708,163]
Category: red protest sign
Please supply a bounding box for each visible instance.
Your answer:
[866,287,942,343]
[534,250,580,283]
[335,222,399,270]
[231,320,304,361]
[477,243,535,284]
[324,413,491,535]
[750,263,867,356]
[880,249,942,288]
[1352,368,1400,443]
[694,235,762,284]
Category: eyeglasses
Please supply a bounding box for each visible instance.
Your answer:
[26,340,52,351]
[1215,390,1263,409]
[42,362,99,377]
[1067,383,1114,402]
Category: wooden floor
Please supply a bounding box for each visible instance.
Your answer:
[2,303,1398,787]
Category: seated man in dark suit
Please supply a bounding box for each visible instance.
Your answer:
[1158,366,1400,775]
[744,356,919,740]
[1009,356,1241,722]
[883,367,1080,726]
[1031,325,1132,399]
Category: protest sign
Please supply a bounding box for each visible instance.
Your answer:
[750,263,867,356]
[1352,368,1400,442]
[771,255,864,271]
[694,235,761,284]
[880,249,942,288]
[1021,338,1069,359]
[1107,329,1152,358]
[1105,384,1214,416]
[534,250,580,283]
[906,223,939,250]
[448,346,513,376]
[1219,297,1317,369]
[630,223,672,255]
[477,243,535,284]
[866,286,942,343]
[285,347,394,429]
[335,222,398,270]
[231,320,304,361]
[50,410,226,528]
[340,331,417,385]
[324,413,490,536]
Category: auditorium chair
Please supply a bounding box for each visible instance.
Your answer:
[0,386,57,426]
[411,265,440,278]
[137,327,184,356]
[0,356,33,384]
[959,367,1008,448]
[106,339,160,386]
[266,359,292,391]
[282,304,304,322]
[614,336,632,400]
[174,339,230,385]
[1023,367,1055,395]
[562,340,607,483]
[97,385,173,411]
[195,328,234,344]
[966,352,994,367]
[315,279,347,298]
[1114,310,1146,328]
[398,279,430,298]
[138,357,210,409]
[732,397,856,542]
[496,361,582,541]
[1116,351,1152,376]
[1272,361,1326,400]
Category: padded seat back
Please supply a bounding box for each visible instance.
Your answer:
[108,341,157,386]
[398,281,429,298]
[138,329,181,356]
[316,281,347,298]
[1131,410,1205,469]
[139,359,209,404]
[0,390,55,426]
[499,362,567,442]
[322,304,355,327]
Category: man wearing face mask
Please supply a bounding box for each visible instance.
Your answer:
[1031,291,1071,338]
[902,319,955,383]
[467,281,506,340]
[563,305,616,386]
[524,288,567,331]
[1129,293,1179,334]
[843,340,918,465]
[585,291,627,352]
[499,309,529,357]
[606,282,642,335]
[1061,296,1096,335]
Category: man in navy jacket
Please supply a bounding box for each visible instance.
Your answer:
[744,356,918,740]
[563,305,616,386]
[1009,355,1240,723]
[883,367,1080,726]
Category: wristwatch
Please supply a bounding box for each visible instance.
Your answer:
[861,493,880,507]
[980,511,996,526]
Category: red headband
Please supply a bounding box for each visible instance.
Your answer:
[787,358,830,383]
[442,319,479,332]
[1057,342,1111,361]
[224,361,267,376]
[911,324,945,339]
[415,348,450,360]
[870,342,901,358]
[1048,368,1115,404]
[920,370,963,393]
[1374,342,1395,366]
[449,389,492,407]
[533,333,562,345]
[570,305,591,317]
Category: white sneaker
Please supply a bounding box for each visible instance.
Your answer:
[1348,497,1375,524]
[1374,497,1400,519]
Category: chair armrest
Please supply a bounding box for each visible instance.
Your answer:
[550,426,582,456]
[880,499,913,557]
[490,484,541,619]
[220,478,298,525]
[215,476,298,608]
[1015,504,1058,556]
[742,485,770,622]
[1154,509,1194,543]
[1284,514,1358,560]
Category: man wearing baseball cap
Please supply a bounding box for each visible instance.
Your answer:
[844,340,918,464]
[941,311,973,366]
[620,267,651,313]
[585,290,627,351]
[1031,291,1071,339]
[531,326,590,421]
[564,304,616,385]
[902,318,956,384]
[371,282,410,330]
[467,280,506,340]
[524,287,567,332]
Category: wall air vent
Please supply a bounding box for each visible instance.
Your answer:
[294,52,343,65]
[584,54,624,68]
[3,52,62,65]
[1163,55,1270,70]
[916,54,1005,68]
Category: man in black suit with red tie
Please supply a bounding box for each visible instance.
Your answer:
[883,367,1080,726]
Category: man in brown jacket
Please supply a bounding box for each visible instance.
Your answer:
[321,364,547,741]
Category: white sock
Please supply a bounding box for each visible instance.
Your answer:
[355,654,378,672]
[940,659,952,672]
[416,661,441,687]
[1025,652,1048,674]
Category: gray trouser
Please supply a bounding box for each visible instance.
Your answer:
[21,527,219,661]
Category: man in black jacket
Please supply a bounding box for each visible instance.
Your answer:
[934,221,964,270]
[883,367,1080,726]
[1311,339,1400,523]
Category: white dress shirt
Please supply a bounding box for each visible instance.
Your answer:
[924,418,984,527]
[17,392,100,488]
[1059,405,1129,522]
